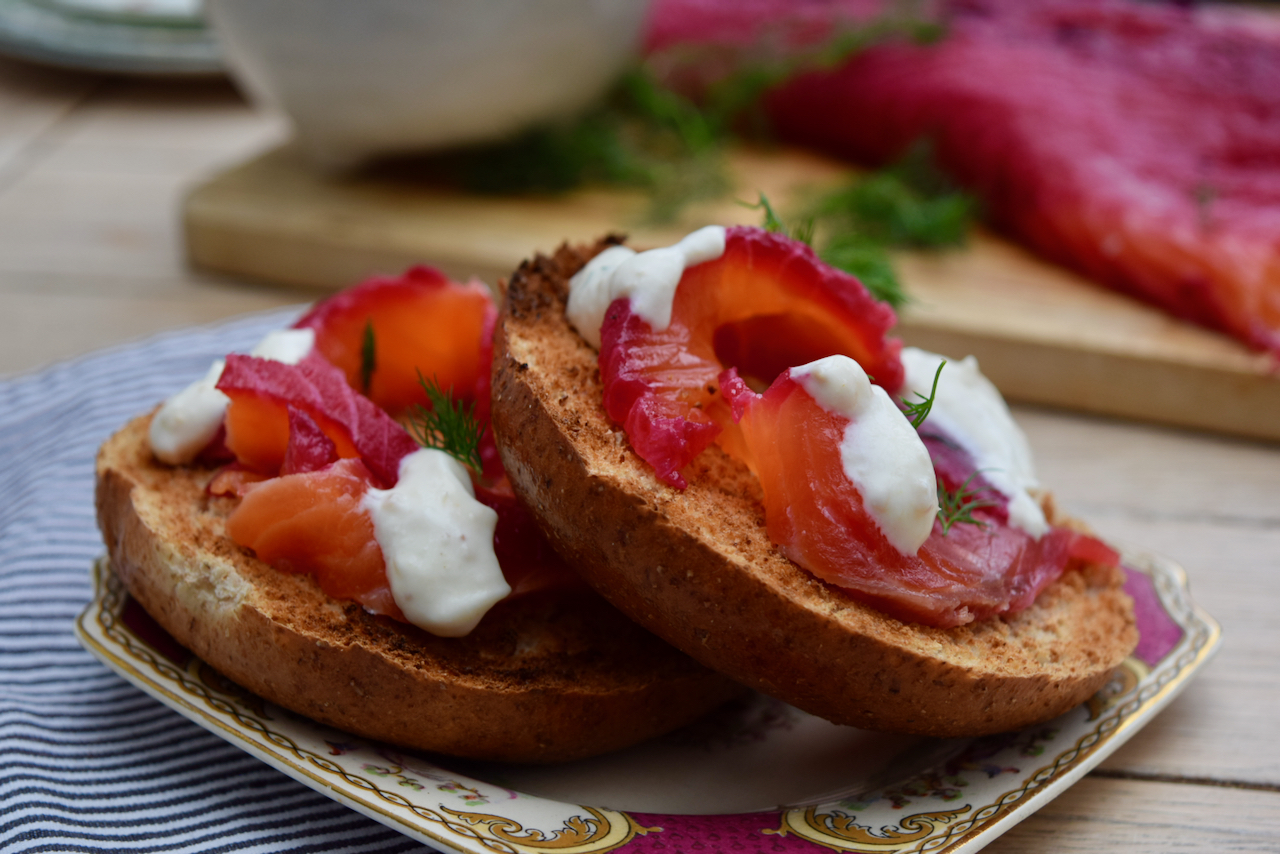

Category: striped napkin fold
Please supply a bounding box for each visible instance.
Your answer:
[0,311,434,853]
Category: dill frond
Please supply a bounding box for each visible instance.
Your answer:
[901,360,944,428]
[742,192,815,244]
[408,373,484,474]
[818,234,905,308]
[936,473,1000,535]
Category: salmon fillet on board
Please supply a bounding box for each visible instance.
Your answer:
[647,0,1280,356]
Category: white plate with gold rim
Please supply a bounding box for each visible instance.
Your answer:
[77,550,1219,854]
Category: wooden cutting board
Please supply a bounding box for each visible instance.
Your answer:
[183,144,1280,443]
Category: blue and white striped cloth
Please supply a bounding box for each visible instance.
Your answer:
[0,311,434,853]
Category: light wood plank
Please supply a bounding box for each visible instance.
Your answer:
[1065,516,1279,786]
[0,56,100,177]
[51,77,286,157]
[1017,405,1280,523]
[182,144,846,289]
[984,777,1280,853]
[0,288,300,379]
[1013,409,1280,785]
[895,236,1278,443]
[0,77,284,288]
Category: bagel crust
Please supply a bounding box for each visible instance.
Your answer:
[491,239,1138,738]
[96,414,744,762]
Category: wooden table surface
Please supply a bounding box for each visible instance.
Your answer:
[1,57,1276,852]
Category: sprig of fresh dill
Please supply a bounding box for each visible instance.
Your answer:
[811,140,978,308]
[415,67,728,220]
[408,373,484,474]
[901,360,944,428]
[359,319,376,395]
[812,140,976,248]
[818,235,904,307]
[936,473,999,535]
[745,141,978,309]
[742,192,815,244]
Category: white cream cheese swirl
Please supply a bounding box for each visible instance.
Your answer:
[791,356,939,555]
[565,225,726,349]
[363,449,511,637]
[900,347,1048,538]
[149,328,316,464]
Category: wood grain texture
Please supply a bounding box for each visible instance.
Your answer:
[1018,407,1280,524]
[1082,517,1280,787]
[985,776,1280,853]
[182,144,847,288]
[0,56,99,180]
[0,74,297,377]
[1015,407,1280,787]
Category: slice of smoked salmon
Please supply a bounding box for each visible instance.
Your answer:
[227,458,406,620]
[217,354,419,487]
[724,366,1117,627]
[217,266,577,631]
[206,465,270,498]
[227,460,582,628]
[599,226,902,488]
[294,265,498,419]
[281,405,339,475]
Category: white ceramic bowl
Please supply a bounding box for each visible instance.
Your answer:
[205,0,651,167]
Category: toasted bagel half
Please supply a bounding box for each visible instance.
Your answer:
[491,239,1137,738]
[96,414,745,762]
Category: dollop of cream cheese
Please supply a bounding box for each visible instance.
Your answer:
[565,225,726,349]
[250,327,317,364]
[149,327,316,464]
[362,449,511,637]
[900,347,1048,538]
[792,356,939,555]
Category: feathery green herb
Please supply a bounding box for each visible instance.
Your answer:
[746,142,979,309]
[416,67,728,219]
[901,360,944,428]
[359,319,376,395]
[936,473,999,535]
[812,140,976,248]
[743,192,815,244]
[407,5,970,297]
[806,140,978,308]
[409,373,484,474]
[818,235,903,307]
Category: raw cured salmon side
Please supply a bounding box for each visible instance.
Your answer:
[648,0,1280,355]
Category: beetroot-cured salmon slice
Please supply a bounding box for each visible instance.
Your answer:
[472,478,586,598]
[649,0,1280,355]
[294,266,498,420]
[722,366,1117,628]
[217,354,419,487]
[599,225,901,488]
